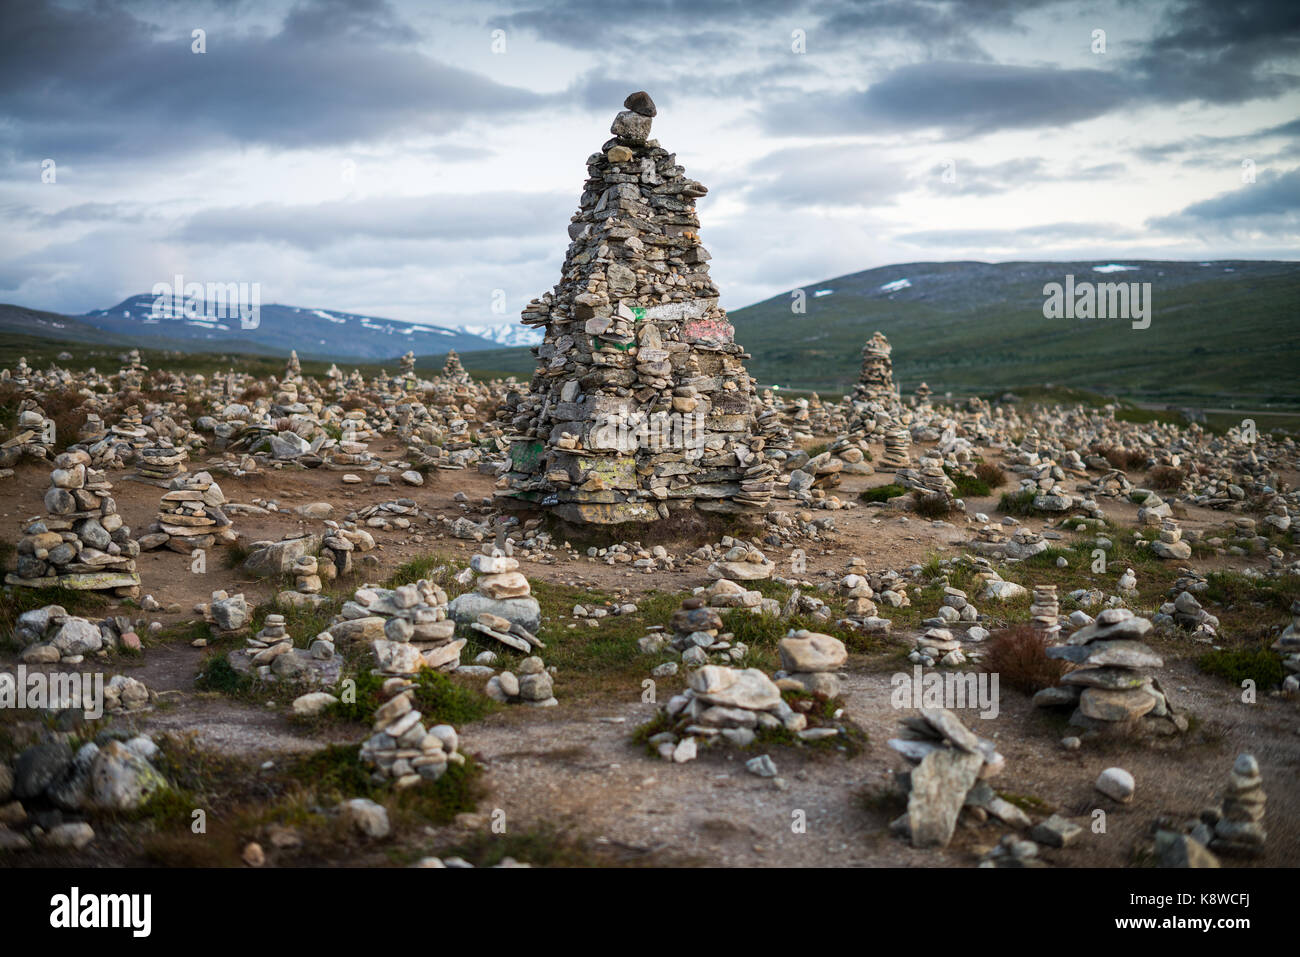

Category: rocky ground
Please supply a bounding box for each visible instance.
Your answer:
[2,419,1296,868]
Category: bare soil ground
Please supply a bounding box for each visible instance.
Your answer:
[2,438,1297,868]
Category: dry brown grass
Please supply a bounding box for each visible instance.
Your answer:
[1146,465,1186,490]
[981,624,1068,694]
[973,462,1006,489]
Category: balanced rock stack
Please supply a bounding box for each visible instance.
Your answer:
[328,581,462,675]
[1207,753,1267,857]
[0,406,53,470]
[850,332,897,410]
[705,541,775,581]
[657,594,749,667]
[879,424,912,470]
[1036,608,1182,731]
[139,471,234,553]
[278,555,331,611]
[1151,519,1192,560]
[7,452,141,597]
[776,630,847,697]
[836,573,892,635]
[397,350,418,391]
[441,350,470,386]
[360,683,464,787]
[1271,600,1300,690]
[448,552,543,638]
[499,91,787,525]
[887,708,1007,849]
[136,443,188,483]
[1030,585,1061,642]
[485,655,557,707]
[650,665,813,760]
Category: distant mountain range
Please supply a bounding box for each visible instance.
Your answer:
[69,294,542,360]
[2,260,1296,406]
[414,259,1300,407]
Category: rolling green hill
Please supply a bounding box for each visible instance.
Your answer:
[419,260,1300,409]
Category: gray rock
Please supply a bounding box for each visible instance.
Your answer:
[90,740,166,810]
[907,748,985,848]
[448,592,542,634]
[242,535,320,577]
[47,742,99,810]
[338,798,390,838]
[1095,766,1135,803]
[13,741,73,800]
[51,618,103,657]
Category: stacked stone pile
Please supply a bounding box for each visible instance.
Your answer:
[648,665,819,761]
[1271,600,1300,692]
[139,471,234,553]
[775,630,847,697]
[1030,584,1061,642]
[135,443,188,483]
[327,580,463,675]
[498,91,788,525]
[878,425,911,470]
[835,572,892,636]
[13,604,143,664]
[7,452,141,597]
[1035,608,1184,732]
[448,551,543,641]
[705,541,774,581]
[1151,518,1192,560]
[849,332,897,411]
[441,350,471,386]
[360,683,464,787]
[485,655,557,706]
[1207,753,1267,858]
[0,405,54,471]
[887,708,1009,849]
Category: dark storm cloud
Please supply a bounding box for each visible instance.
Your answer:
[1148,167,1300,229]
[1136,0,1300,105]
[175,191,573,249]
[0,0,548,162]
[758,61,1133,138]
[490,0,801,52]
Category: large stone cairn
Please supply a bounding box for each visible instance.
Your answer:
[1035,608,1183,732]
[887,708,1007,850]
[847,331,898,434]
[1207,753,1267,857]
[360,682,465,787]
[139,471,234,553]
[8,452,140,596]
[500,91,787,525]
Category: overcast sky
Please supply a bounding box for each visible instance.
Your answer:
[2,0,1297,327]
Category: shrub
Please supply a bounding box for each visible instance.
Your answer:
[1197,647,1286,688]
[973,462,1006,489]
[981,624,1067,694]
[859,483,907,503]
[912,490,956,518]
[1103,447,1148,471]
[1147,465,1186,490]
[998,489,1038,516]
